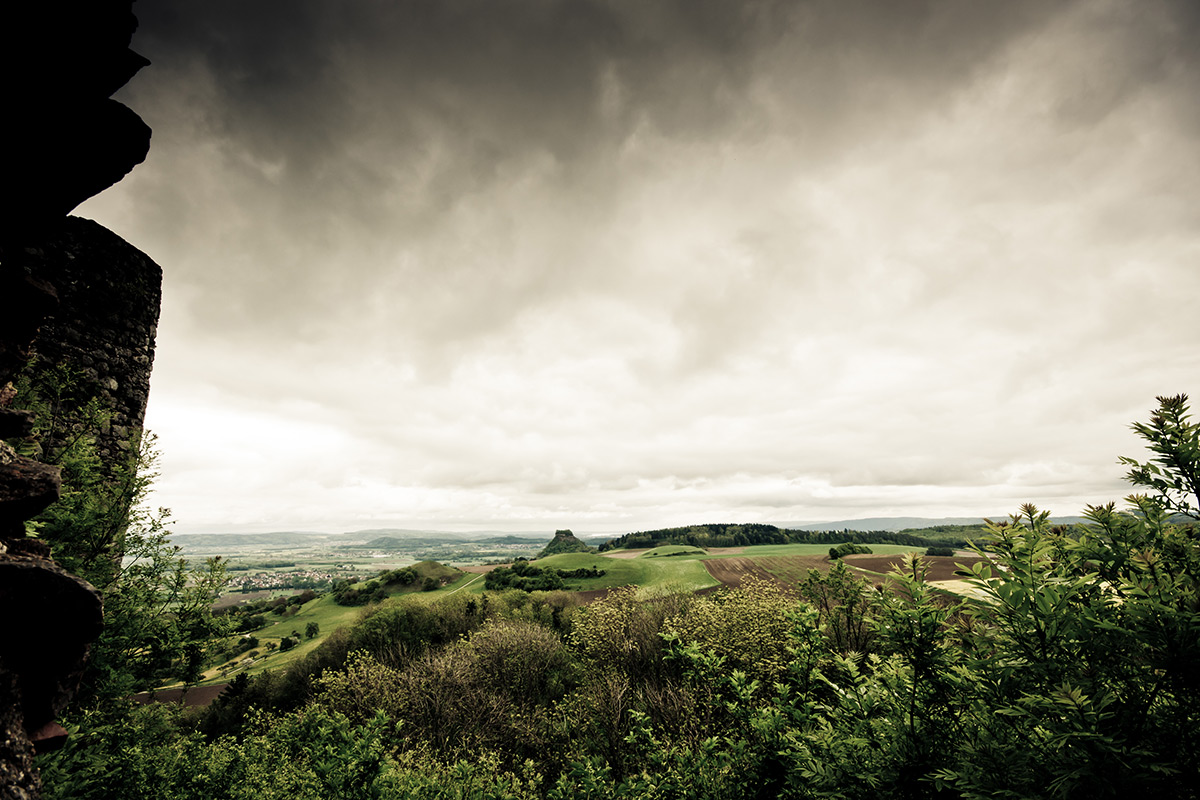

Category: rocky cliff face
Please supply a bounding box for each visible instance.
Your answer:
[0,2,156,796]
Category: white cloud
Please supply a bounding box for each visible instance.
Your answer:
[83,0,1200,534]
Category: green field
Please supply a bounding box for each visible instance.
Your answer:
[639,544,708,558]
[441,551,716,596]
[189,594,362,685]
[191,541,936,686]
[542,551,717,592]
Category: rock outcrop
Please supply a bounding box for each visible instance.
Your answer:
[537,529,596,558]
[0,1,155,796]
[1,1,151,233]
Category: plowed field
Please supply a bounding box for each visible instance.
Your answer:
[846,554,988,582]
[703,557,786,590]
[702,553,990,593]
[703,555,830,594]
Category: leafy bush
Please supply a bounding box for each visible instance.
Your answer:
[665,577,798,685]
[334,579,387,606]
[12,360,229,700]
[237,614,268,633]
[568,587,688,683]
[464,620,578,707]
[485,561,566,592]
[828,542,873,559]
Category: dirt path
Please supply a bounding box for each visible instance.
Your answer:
[445,573,485,594]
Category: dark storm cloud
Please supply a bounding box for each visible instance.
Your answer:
[77,0,1200,532]
[115,0,1078,353]
[132,0,1064,161]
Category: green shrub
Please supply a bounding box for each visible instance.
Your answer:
[568,587,689,682]
[829,542,873,559]
[665,577,798,685]
[464,619,579,706]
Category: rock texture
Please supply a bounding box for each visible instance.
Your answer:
[26,216,162,471]
[0,2,155,796]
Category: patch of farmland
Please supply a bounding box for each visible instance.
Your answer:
[702,553,991,596]
[602,549,648,559]
[703,557,803,592]
[753,555,839,589]
[845,554,989,582]
[213,589,276,610]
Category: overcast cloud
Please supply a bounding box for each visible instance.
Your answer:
[77,0,1200,533]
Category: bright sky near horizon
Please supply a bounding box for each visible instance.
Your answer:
[78,0,1200,534]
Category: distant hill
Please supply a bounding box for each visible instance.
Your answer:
[339,528,553,542]
[169,528,553,551]
[350,536,438,550]
[537,529,595,558]
[167,531,336,549]
[599,522,994,552]
[339,533,548,550]
[774,515,1089,532]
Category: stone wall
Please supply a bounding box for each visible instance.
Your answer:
[0,1,155,796]
[27,217,162,468]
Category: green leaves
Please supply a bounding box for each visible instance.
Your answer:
[1119,394,1200,519]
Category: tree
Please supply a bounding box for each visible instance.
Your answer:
[798,560,876,654]
[12,361,229,702]
[306,622,320,639]
[829,542,872,559]
[1119,393,1200,519]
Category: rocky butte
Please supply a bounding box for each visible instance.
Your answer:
[537,529,596,558]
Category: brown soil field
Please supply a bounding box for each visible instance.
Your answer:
[131,683,229,707]
[753,555,837,584]
[575,587,621,604]
[845,554,988,582]
[602,549,647,559]
[460,564,503,574]
[702,553,990,595]
[703,557,801,593]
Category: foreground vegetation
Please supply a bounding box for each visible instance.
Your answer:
[23,393,1200,798]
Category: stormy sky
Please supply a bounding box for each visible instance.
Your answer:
[78,0,1200,534]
